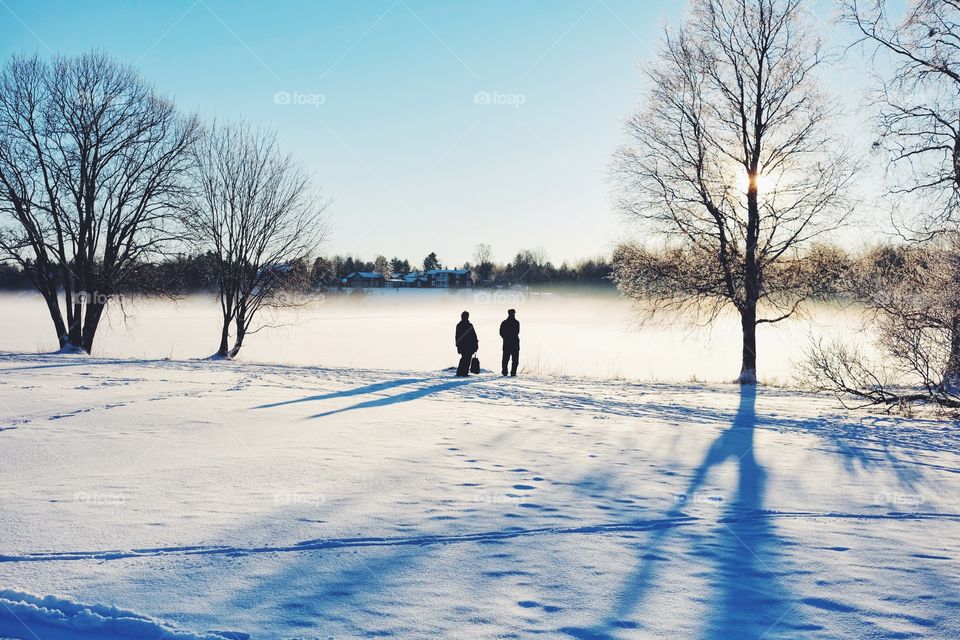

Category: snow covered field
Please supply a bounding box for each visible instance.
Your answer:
[0,290,869,383]
[1,352,958,639]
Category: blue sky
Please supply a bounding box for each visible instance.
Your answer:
[0,0,862,265]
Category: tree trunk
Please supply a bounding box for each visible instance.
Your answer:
[216,314,231,358]
[38,289,69,349]
[740,168,760,385]
[946,124,960,390]
[80,300,105,354]
[943,313,960,390]
[29,258,71,349]
[738,305,758,384]
[65,286,83,348]
[229,313,246,358]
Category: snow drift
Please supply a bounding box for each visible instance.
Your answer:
[0,590,247,640]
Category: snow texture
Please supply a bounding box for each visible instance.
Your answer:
[1,352,958,639]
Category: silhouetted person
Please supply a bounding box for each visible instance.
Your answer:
[499,308,520,376]
[455,311,479,377]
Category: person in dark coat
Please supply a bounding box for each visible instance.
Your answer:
[454,311,479,376]
[499,308,520,377]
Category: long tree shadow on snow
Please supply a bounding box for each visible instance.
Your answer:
[563,386,807,639]
[698,387,819,636]
[253,377,432,409]
[307,377,486,419]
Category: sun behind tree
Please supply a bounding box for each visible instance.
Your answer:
[613,0,855,384]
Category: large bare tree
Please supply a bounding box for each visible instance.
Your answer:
[842,0,960,386]
[613,0,853,383]
[0,51,197,353]
[184,122,327,359]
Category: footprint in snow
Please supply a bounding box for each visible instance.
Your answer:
[517,601,562,613]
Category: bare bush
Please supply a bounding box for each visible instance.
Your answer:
[802,237,960,410]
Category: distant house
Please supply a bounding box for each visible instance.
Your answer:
[425,269,473,288]
[384,272,416,288]
[342,272,385,288]
[405,272,426,287]
[257,263,296,278]
[342,268,472,289]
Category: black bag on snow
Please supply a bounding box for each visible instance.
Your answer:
[470,356,481,375]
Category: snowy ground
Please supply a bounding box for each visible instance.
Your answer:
[1,352,958,639]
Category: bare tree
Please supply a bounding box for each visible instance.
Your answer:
[0,51,198,352]
[842,0,960,385]
[473,243,494,283]
[613,0,854,383]
[474,243,492,265]
[373,254,390,276]
[184,121,328,359]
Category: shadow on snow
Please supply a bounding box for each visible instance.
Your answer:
[252,374,488,419]
[253,377,432,409]
[561,386,809,639]
[306,378,486,419]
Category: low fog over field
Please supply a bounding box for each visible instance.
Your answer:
[1,289,867,383]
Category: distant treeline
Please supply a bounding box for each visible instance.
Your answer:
[0,254,310,294]
[0,250,614,292]
[326,250,613,286]
[0,244,931,295]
